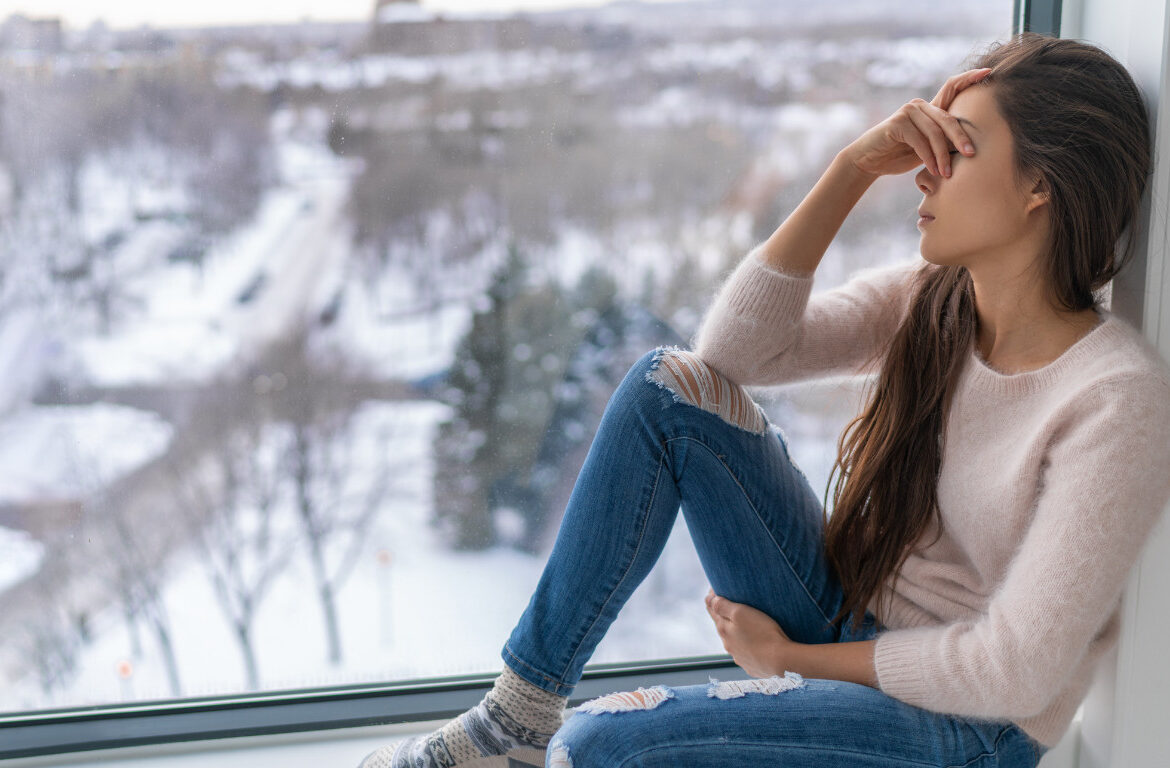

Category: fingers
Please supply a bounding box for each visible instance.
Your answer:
[903,100,949,176]
[923,100,975,159]
[931,67,993,109]
[906,100,972,177]
[892,101,940,176]
[900,97,978,177]
[705,589,730,621]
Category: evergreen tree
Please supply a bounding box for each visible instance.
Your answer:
[434,250,682,553]
[432,244,521,550]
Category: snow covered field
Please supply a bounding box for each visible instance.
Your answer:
[1,398,721,710]
[0,404,173,505]
[0,526,43,596]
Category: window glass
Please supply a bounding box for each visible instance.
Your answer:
[0,0,1012,712]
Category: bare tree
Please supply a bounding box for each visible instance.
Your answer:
[19,553,82,699]
[86,494,184,698]
[169,426,295,691]
[285,412,396,665]
[270,337,404,665]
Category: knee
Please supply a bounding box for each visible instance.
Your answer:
[547,714,598,768]
[547,685,675,768]
[644,347,769,436]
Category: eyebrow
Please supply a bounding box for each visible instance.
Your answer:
[954,116,980,134]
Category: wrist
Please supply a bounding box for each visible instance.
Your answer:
[771,635,798,677]
[782,639,880,688]
[833,146,880,185]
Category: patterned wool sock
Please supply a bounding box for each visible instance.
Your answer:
[358,666,569,768]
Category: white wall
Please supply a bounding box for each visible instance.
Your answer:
[1058,1,1170,766]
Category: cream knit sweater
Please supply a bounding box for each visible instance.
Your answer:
[691,247,1170,750]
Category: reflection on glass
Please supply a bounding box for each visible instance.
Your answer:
[0,0,1010,712]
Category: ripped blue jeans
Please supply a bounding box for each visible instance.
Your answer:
[501,347,1049,768]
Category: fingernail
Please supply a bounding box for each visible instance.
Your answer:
[944,164,951,177]
[963,143,974,154]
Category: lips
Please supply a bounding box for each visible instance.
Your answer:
[917,208,934,220]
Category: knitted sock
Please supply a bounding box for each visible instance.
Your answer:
[358,666,568,768]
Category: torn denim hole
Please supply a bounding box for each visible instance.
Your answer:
[645,347,770,436]
[706,672,806,699]
[548,741,572,768]
[576,685,675,714]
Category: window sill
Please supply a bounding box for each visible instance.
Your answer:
[0,656,737,762]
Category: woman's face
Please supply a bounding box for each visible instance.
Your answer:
[914,83,1048,270]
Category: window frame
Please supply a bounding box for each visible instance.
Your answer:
[1014,0,1064,34]
[0,656,736,760]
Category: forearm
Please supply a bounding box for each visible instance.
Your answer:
[756,150,877,276]
[781,639,879,688]
[753,148,879,277]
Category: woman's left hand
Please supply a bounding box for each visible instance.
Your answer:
[704,588,796,678]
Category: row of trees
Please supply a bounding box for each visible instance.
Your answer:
[15,337,409,698]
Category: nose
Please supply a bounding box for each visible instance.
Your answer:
[912,165,940,193]
[915,165,937,194]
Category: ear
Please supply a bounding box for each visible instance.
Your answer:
[1024,174,1049,214]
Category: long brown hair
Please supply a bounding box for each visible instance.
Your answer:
[824,34,1152,635]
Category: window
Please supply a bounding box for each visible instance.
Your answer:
[0,0,1019,757]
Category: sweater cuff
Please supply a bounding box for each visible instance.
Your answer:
[872,627,932,704]
[717,248,815,329]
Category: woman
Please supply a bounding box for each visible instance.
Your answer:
[361,33,1170,768]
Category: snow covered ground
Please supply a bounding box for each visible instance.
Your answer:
[1,399,720,711]
[0,404,174,506]
[0,526,44,596]
[69,125,358,388]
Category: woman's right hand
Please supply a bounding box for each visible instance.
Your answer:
[843,67,992,179]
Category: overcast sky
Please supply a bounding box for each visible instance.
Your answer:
[0,1,682,30]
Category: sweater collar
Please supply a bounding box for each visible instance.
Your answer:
[963,310,1127,396]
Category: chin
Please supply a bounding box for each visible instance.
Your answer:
[917,241,966,269]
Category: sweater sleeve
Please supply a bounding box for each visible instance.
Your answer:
[871,376,1170,720]
[690,246,923,386]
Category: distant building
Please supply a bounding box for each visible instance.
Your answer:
[374,0,438,25]
[81,19,115,52]
[369,0,534,55]
[0,14,64,53]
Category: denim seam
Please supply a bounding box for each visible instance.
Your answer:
[664,434,835,629]
[616,740,939,768]
[945,722,1017,768]
[502,644,574,696]
[557,442,668,682]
